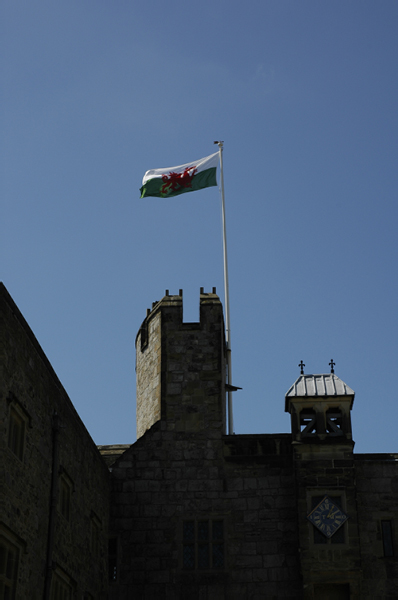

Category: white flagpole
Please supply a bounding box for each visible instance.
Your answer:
[215,141,234,434]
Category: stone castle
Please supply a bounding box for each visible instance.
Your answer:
[1,283,397,599]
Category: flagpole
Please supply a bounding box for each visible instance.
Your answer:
[215,141,233,435]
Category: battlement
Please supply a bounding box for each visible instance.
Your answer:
[135,288,226,439]
[136,288,222,348]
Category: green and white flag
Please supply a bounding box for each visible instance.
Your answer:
[140,151,219,199]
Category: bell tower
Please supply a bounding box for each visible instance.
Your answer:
[285,372,355,444]
[285,371,362,598]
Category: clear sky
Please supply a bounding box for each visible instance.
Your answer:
[2,1,397,453]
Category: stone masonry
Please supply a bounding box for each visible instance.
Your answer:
[109,291,302,599]
[1,283,109,599]
[355,455,398,598]
[109,426,302,599]
[136,290,226,438]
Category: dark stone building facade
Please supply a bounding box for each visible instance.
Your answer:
[1,283,109,599]
[1,284,397,599]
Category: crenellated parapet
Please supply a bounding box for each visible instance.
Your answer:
[135,288,226,439]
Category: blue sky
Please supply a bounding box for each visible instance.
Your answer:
[2,1,397,453]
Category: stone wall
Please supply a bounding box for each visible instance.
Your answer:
[355,455,398,599]
[293,441,398,599]
[136,309,162,438]
[293,441,362,599]
[109,428,301,599]
[0,283,109,599]
[111,290,301,598]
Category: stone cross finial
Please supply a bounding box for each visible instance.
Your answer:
[329,359,335,374]
[298,360,305,375]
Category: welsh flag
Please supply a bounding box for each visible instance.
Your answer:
[140,152,219,199]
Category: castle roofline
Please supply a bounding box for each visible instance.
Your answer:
[135,288,222,345]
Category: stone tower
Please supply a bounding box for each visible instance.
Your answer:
[135,289,226,439]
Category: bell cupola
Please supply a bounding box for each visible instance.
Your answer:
[285,372,355,444]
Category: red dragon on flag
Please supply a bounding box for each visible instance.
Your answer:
[140,151,218,198]
[160,166,198,197]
